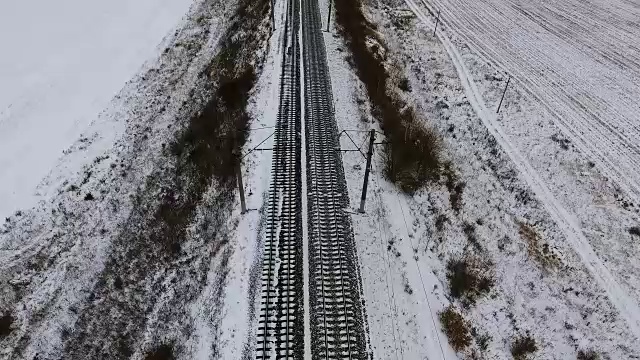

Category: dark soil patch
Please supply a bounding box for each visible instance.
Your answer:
[0,313,14,337]
[145,344,175,360]
[334,0,445,194]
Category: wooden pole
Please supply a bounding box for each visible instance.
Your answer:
[326,0,332,32]
[271,0,276,28]
[433,10,441,36]
[496,76,511,114]
[359,130,376,213]
[236,162,247,214]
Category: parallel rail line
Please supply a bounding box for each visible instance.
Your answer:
[256,0,303,356]
[256,0,367,356]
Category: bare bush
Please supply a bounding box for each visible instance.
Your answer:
[577,349,599,360]
[0,313,14,337]
[145,344,175,360]
[517,221,561,270]
[446,256,494,306]
[510,335,537,359]
[438,305,472,352]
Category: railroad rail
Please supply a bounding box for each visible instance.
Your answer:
[255,0,303,356]
[301,0,368,357]
[256,0,367,356]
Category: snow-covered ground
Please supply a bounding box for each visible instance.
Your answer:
[0,0,193,219]
[0,0,272,357]
[420,0,640,204]
[322,0,640,357]
[2,0,640,357]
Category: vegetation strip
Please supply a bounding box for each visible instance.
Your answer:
[60,0,271,357]
[333,0,445,193]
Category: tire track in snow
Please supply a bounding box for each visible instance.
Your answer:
[404,0,640,339]
[411,0,640,204]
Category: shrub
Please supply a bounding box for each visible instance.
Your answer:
[510,335,537,359]
[577,349,599,360]
[145,344,175,360]
[446,256,494,306]
[438,305,472,352]
[517,221,561,270]
[629,226,640,237]
[0,313,14,337]
[398,77,411,92]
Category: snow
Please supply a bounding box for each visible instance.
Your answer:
[418,0,640,203]
[0,0,249,356]
[2,0,639,357]
[320,0,640,357]
[405,0,640,339]
[0,0,193,219]
[299,3,313,358]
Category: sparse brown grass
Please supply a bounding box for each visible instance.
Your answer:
[517,221,561,271]
[446,256,494,306]
[334,0,446,194]
[438,305,472,352]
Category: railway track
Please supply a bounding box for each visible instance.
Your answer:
[255,0,303,356]
[256,0,367,356]
[301,0,367,358]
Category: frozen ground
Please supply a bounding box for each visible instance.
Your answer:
[0,0,192,219]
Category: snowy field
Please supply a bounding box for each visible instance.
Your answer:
[0,0,193,219]
[420,0,640,203]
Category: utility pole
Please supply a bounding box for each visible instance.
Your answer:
[496,76,511,114]
[433,10,441,36]
[326,0,332,32]
[358,130,376,213]
[236,161,247,214]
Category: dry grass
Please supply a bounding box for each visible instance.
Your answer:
[334,0,446,194]
[159,0,268,256]
[446,256,494,306]
[438,305,472,352]
[517,221,561,271]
